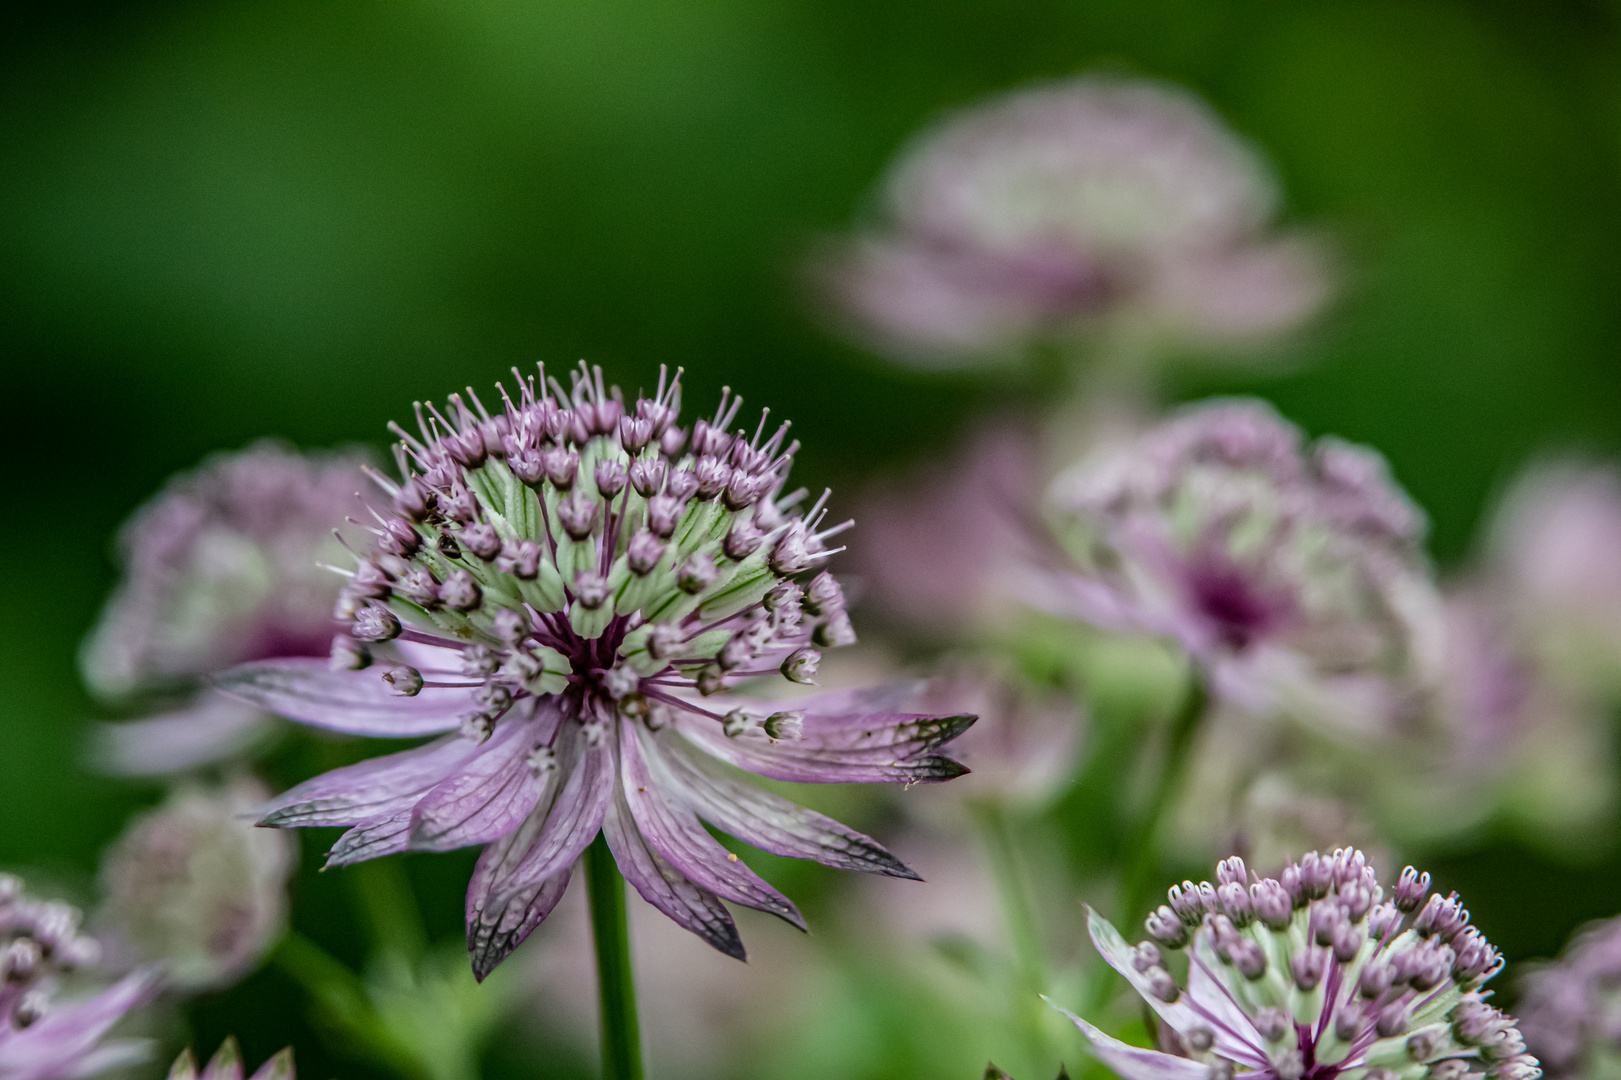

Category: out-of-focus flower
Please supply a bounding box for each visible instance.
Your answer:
[167,1039,293,1080]
[1486,460,1621,699]
[97,779,294,991]
[216,364,974,977]
[1517,915,1621,1078]
[815,77,1331,369]
[0,875,156,1080]
[1059,850,1539,1080]
[848,421,1039,636]
[1041,399,1442,737]
[82,441,371,774]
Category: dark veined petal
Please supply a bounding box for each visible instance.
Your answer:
[0,970,158,1079]
[257,735,480,828]
[408,706,557,852]
[491,728,615,908]
[602,778,744,960]
[465,833,571,982]
[653,728,919,879]
[621,723,805,929]
[673,704,975,784]
[212,658,474,736]
[1045,998,1211,1080]
[326,809,415,868]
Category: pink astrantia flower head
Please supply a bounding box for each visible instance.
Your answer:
[815,77,1331,368]
[1059,851,1539,1080]
[215,364,974,976]
[167,1040,293,1080]
[0,875,156,1080]
[82,442,372,774]
[1041,399,1441,736]
[1515,915,1621,1079]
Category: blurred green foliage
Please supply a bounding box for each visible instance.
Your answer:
[6,0,1621,1076]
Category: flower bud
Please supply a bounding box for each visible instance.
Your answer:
[557,494,601,541]
[460,523,502,561]
[544,448,579,490]
[574,572,610,610]
[724,521,764,560]
[813,609,857,648]
[399,568,441,610]
[461,644,499,676]
[380,665,423,697]
[723,710,759,737]
[780,647,821,685]
[351,560,392,599]
[646,496,682,538]
[627,531,666,576]
[497,539,543,580]
[678,554,719,595]
[594,460,628,499]
[629,458,667,497]
[329,636,371,671]
[379,518,422,557]
[441,570,483,612]
[763,711,803,740]
[508,449,545,486]
[353,604,401,642]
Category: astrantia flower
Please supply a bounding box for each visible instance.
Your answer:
[97,780,295,991]
[0,875,155,1080]
[1516,914,1621,1078]
[815,77,1331,369]
[82,442,371,774]
[1041,399,1441,736]
[1058,850,1540,1080]
[215,364,974,975]
[167,1039,292,1080]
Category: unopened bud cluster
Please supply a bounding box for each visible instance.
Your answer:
[1120,850,1536,1080]
[0,874,104,1033]
[331,364,854,741]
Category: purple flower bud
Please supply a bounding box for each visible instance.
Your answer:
[441,570,482,612]
[1216,855,1248,887]
[1281,861,1306,907]
[1335,999,1369,1042]
[1332,920,1364,964]
[660,425,687,457]
[1255,1007,1290,1042]
[629,458,667,497]
[399,568,441,610]
[509,449,545,486]
[763,711,803,740]
[497,539,543,580]
[461,644,499,677]
[780,647,821,685]
[722,709,758,738]
[557,493,601,541]
[1395,866,1431,913]
[1168,881,1205,924]
[1310,901,1345,947]
[619,416,653,452]
[1185,1028,1215,1053]
[717,633,754,671]
[1375,1002,1410,1038]
[1359,959,1395,998]
[1291,947,1325,991]
[646,496,682,538]
[1299,851,1332,900]
[353,604,401,642]
[1130,941,1162,972]
[627,531,666,576]
[694,456,732,501]
[460,523,502,561]
[1232,939,1266,980]
[1144,966,1179,1003]
[475,681,513,714]
[439,483,479,523]
[1340,881,1373,924]
[692,419,732,458]
[678,554,718,595]
[595,460,628,499]
[394,477,436,520]
[696,664,724,696]
[764,580,801,613]
[379,518,422,557]
[647,623,685,660]
[574,572,610,610]
[724,521,764,560]
[379,665,424,697]
[804,572,846,615]
[543,448,579,490]
[1414,892,1470,942]
[813,609,858,648]
[444,427,487,469]
[665,469,699,502]
[770,523,814,575]
[351,560,392,599]
[492,609,528,645]
[1218,881,1253,927]
[1145,905,1187,949]
[1250,879,1292,930]
[330,635,371,671]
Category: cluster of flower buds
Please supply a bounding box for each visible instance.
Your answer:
[1515,913,1621,1077]
[1064,850,1538,1080]
[1,874,104,1033]
[326,363,853,741]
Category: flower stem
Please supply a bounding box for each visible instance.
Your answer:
[271,931,423,1080]
[586,833,644,1080]
[972,801,1049,1067]
[1119,667,1208,927]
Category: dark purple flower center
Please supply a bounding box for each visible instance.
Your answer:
[1186,559,1288,650]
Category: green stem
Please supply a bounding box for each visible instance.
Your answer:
[972,801,1049,1066]
[1118,667,1208,928]
[271,932,422,1080]
[586,834,643,1080]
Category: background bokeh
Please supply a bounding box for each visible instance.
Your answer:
[5,0,1621,1075]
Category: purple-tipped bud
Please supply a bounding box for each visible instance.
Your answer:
[780,647,821,684]
[1185,1028,1215,1054]
[1340,881,1374,924]
[1406,1029,1443,1063]
[1145,906,1187,949]
[646,496,682,539]
[353,604,401,642]
[1251,879,1292,930]
[1216,856,1248,887]
[399,568,441,610]
[678,554,718,595]
[492,609,528,645]
[380,518,422,557]
[770,523,814,575]
[723,473,770,511]
[441,570,482,612]
[764,580,801,613]
[1281,862,1306,907]
[627,531,666,576]
[1232,940,1266,980]
[1336,1000,1369,1042]
[724,522,764,560]
[440,483,479,522]
[1450,928,1501,987]
[665,469,699,503]
[696,664,724,696]
[543,448,579,490]
[379,665,423,697]
[574,572,610,610]
[717,633,755,671]
[595,460,627,499]
[461,644,499,676]
[1167,882,1205,924]
[1332,920,1364,964]
[1255,1007,1290,1042]
[619,415,653,453]
[475,681,513,713]
[1299,851,1332,900]
[1367,900,1401,942]
[1218,881,1253,927]
[1375,1002,1410,1038]
[1395,866,1431,913]
[1310,901,1345,947]
[351,561,392,599]
[1144,966,1180,1003]
[629,458,668,498]
[694,457,732,500]
[722,709,758,738]
[330,635,371,671]
[394,477,436,520]
[660,425,687,457]
[692,419,732,458]
[1130,942,1162,972]
[1291,948,1326,991]
[460,524,502,561]
[1414,893,1470,942]
[497,539,542,580]
[557,494,600,541]
[804,572,846,616]
[763,711,803,740]
[1359,959,1395,998]
[508,449,545,486]
[647,623,685,661]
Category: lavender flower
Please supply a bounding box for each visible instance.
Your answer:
[82,442,371,774]
[167,1040,292,1080]
[96,780,295,991]
[214,364,974,975]
[1041,399,1441,735]
[816,77,1331,368]
[1517,915,1621,1078]
[0,875,155,1080]
[1058,851,1539,1080]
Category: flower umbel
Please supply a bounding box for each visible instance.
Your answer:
[215,364,974,976]
[1058,851,1538,1080]
[0,875,155,1080]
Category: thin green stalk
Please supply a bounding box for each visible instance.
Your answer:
[586,834,643,1080]
[1118,668,1208,927]
[972,801,1049,1066]
[271,932,422,1080]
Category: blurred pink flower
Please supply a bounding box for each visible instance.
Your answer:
[1518,916,1621,1079]
[815,77,1331,368]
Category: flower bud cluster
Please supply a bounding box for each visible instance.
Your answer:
[1119,850,1532,1080]
[330,364,853,742]
[1515,914,1621,1078]
[0,874,104,1033]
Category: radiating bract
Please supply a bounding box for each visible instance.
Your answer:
[97,780,294,991]
[817,77,1331,367]
[1041,399,1441,737]
[82,442,371,774]
[0,875,155,1080]
[215,364,974,977]
[167,1039,292,1080]
[1060,851,1539,1080]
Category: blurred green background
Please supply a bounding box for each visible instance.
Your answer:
[5,0,1621,1074]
